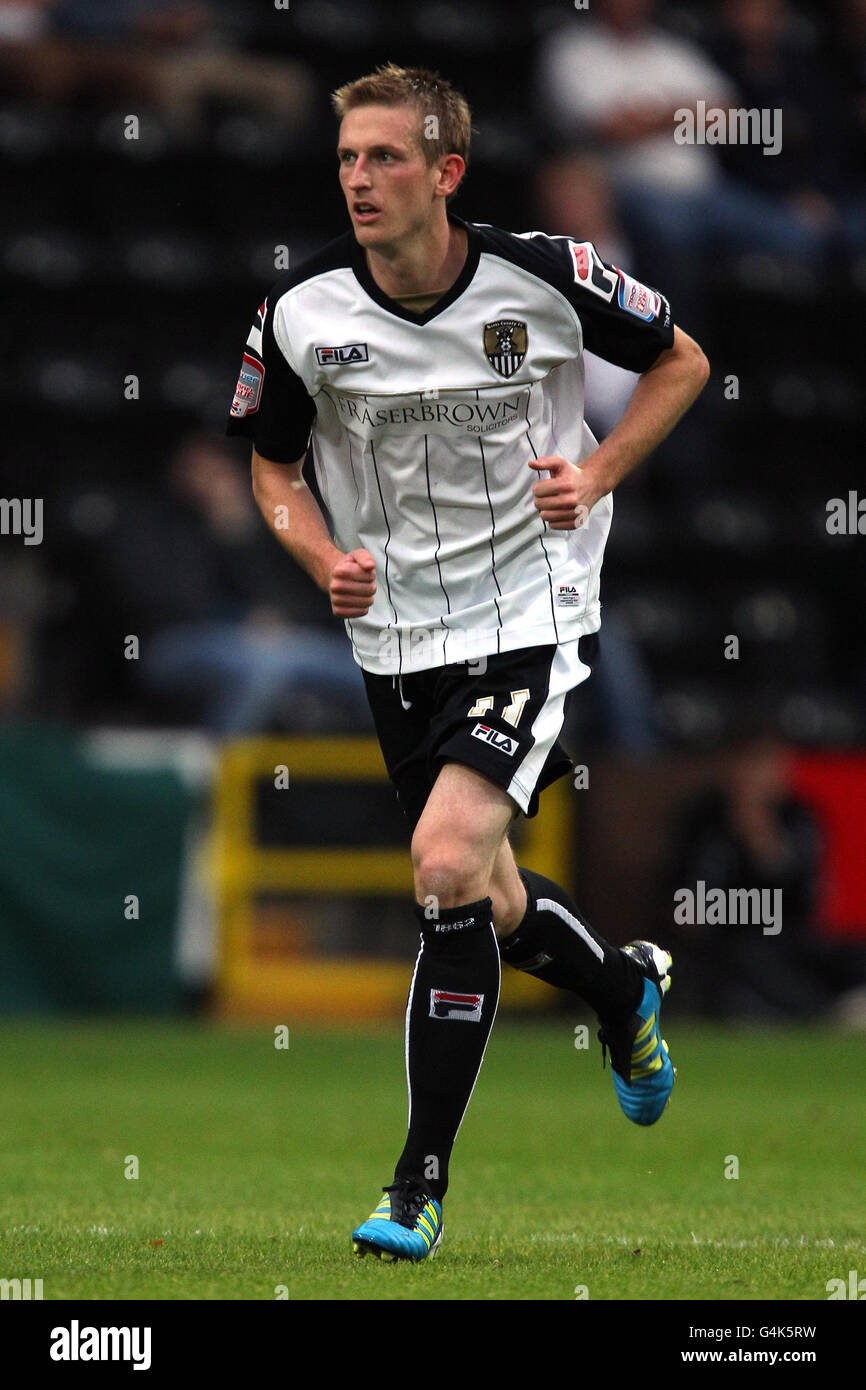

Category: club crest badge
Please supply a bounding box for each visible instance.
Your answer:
[483,319,527,378]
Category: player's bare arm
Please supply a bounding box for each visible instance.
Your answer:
[530,325,710,529]
[251,448,376,617]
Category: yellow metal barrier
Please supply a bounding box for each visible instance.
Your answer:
[214,737,573,1019]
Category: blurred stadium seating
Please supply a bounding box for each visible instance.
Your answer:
[1,0,864,1017]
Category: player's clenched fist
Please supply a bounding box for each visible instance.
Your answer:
[528,455,595,531]
[328,548,377,617]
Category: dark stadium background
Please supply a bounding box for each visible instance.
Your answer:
[1,0,865,1025]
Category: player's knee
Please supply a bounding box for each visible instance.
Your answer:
[488,880,526,937]
[411,835,485,909]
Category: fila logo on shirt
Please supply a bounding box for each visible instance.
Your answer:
[316,342,369,365]
[430,990,485,1022]
[470,722,517,756]
[556,584,581,607]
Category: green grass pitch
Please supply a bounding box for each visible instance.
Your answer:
[1,1018,863,1301]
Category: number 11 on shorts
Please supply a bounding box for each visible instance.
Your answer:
[467,688,530,728]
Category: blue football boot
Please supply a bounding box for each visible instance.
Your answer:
[598,941,676,1126]
[352,1176,443,1262]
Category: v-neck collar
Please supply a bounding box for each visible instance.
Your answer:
[350,214,481,326]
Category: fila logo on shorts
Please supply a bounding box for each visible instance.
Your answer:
[470,722,517,756]
[430,990,485,1022]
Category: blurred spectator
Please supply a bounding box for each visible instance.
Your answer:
[536,0,832,336]
[532,150,694,755]
[538,0,734,198]
[534,151,640,439]
[660,731,866,1020]
[532,156,659,753]
[0,0,52,40]
[563,610,661,756]
[0,0,314,132]
[55,434,368,733]
[709,0,866,255]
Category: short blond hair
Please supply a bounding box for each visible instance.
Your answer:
[332,63,472,179]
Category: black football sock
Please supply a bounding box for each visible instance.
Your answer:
[393,898,500,1202]
[497,867,643,1020]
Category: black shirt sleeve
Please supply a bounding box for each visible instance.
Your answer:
[557,238,674,372]
[225,292,316,462]
[481,226,675,373]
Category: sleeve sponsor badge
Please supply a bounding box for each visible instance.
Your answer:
[230,351,264,418]
[615,270,661,322]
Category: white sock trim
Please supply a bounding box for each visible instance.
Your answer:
[536,897,605,964]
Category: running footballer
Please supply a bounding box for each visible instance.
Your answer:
[227,65,710,1262]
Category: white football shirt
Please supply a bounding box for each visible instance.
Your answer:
[227,215,673,674]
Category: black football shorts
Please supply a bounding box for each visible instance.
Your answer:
[361,634,599,831]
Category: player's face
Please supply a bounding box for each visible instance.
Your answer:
[337,105,443,249]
